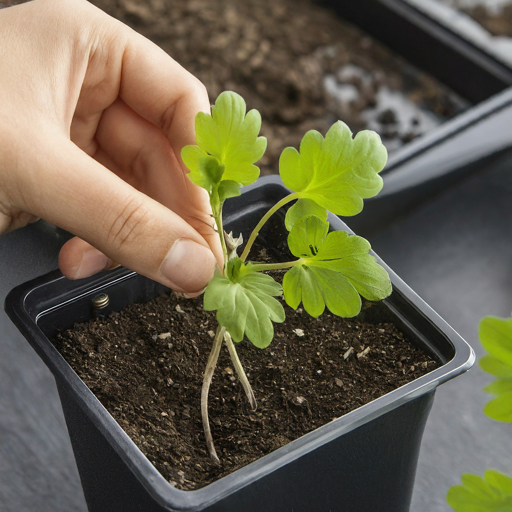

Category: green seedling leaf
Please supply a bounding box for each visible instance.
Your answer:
[279,121,387,216]
[447,470,512,512]
[480,316,512,368]
[283,216,392,318]
[218,180,242,202]
[203,260,285,348]
[480,355,512,378]
[479,316,512,422]
[285,198,327,231]
[181,150,225,192]
[484,380,512,395]
[483,392,512,423]
[183,91,266,189]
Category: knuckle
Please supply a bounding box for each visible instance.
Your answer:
[107,198,151,252]
[191,79,210,111]
[192,78,209,102]
[0,212,12,235]
[159,79,209,135]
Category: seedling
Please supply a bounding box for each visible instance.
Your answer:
[447,314,512,511]
[182,91,392,462]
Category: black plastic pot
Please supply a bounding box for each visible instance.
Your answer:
[324,0,512,237]
[348,86,512,237]
[322,0,512,103]
[5,177,473,512]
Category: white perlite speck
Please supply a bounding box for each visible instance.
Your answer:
[357,347,371,359]
[343,347,354,360]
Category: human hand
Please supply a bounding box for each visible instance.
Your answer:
[0,0,221,295]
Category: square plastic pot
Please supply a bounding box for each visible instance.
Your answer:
[5,177,474,512]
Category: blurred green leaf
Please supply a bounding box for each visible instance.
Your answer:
[479,316,512,422]
[480,355,512,378]
[483,393,512,423]
[447,470,512,512]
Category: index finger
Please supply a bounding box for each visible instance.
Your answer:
[116,26,211,168]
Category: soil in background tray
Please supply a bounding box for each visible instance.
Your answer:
[463,3,512,37]
[5,0,468,168]
[54,258,440,490]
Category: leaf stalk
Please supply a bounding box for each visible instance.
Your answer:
[213,208,229,271]
[240,193,298,262]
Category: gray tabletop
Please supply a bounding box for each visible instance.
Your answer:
[371,150,512,512]
[2,152,512,511]
[0,224,87,511]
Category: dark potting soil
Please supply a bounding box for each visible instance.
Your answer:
[5,0,468,166]
[96,0,468,163]
[54,261,440,490]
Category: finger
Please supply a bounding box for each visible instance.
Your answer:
[18,137,216,294]
[72,13,210,172]
[116,26,211,168]
[58,237,128,274]
[92,99,223,266]
[58,238,114,278]
[59,237,205,297]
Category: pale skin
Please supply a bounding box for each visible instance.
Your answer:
[0,0,222,294]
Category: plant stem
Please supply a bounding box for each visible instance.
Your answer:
[240,193,298,262]
[248,260,301,273]
[213,208,228,271]
[201,325,225,464]
[224,331,257,411]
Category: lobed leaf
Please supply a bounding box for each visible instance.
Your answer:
[479,316,512,422]
[203,262,284,348]
[279,122,387,216]
[192,91,266,186]
[447,470,512,512]
[283,216,392,318]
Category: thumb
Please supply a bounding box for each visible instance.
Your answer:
[29,140,217,294]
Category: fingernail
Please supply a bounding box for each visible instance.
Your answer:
[159,238,215,293]
[73,248,112,279]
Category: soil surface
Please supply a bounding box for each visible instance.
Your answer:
[463,4,512,36]
[6,0,467,167]
[55,263,439,490]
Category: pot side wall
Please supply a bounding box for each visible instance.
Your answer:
[58,379,434,512]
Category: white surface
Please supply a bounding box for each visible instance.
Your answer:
[439,0,511,13]
[408,0,512,65]
[324,64,444,152]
